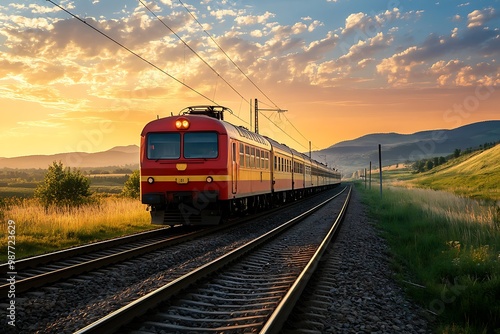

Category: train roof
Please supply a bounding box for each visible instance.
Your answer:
[264,136,292,155]
[142,112,271,150]
[142,106,335,172]
[226,124,271,149]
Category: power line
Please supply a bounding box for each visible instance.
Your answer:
[178,1,317,150]
[282,112,311,147]
[138,0,248,103]
[177,0,282,111]
[46,0,218,105]
[258,111,309,150]
[48,1,317,151]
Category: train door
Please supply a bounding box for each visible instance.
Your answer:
[231,142,238,194]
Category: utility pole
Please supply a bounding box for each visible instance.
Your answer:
[378,144,382,198]
[369,161,372,190]
[254,98,258,134]
[254,98,287,134]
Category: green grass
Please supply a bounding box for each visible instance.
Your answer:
[0,169,153,260]
[357,183,500,333]
[407,145,500,201]
[0,186,34,198]
[0,196,158,261]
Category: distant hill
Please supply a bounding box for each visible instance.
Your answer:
[311,120,500,177]
[0,145,139,169]
[2,120,499,172]
[409,144,500,200]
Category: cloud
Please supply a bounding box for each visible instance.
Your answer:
[431,60,500,86]
[376,24,499,86]
[18,120,65,128]
[210,8,239,21]
[341,8,408,37]
[467,7,497,28]
[235,11,274,26]
[338,32,393,65]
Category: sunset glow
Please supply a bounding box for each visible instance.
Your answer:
[1,0,499,158]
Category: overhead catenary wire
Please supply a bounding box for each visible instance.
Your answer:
[45,0,218,105]
[177,0,282,111]
[138,0,248,103]
[178,1,315,151]
[48,0,320,152]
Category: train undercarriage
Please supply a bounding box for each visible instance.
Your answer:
[147,184,339,226]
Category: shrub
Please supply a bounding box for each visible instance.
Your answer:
[34,161,92,209]
[121,170,140,199]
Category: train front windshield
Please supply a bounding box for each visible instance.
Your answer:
[147,132,218,159]
[147,133,180,159]
[184,132,218,158]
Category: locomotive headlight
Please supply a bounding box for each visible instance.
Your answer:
[147,177,155,184]
[175,118,190,130]
[206,176,213,183]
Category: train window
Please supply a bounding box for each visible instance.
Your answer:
[239,143,245,166]
[250,147,255,168]
[245,146,250,167]
[184,132,218,158]
[265,152,269,169]
[147,133,180,159]
[256,149,261,169]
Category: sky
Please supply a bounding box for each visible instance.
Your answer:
[1,0,499,158]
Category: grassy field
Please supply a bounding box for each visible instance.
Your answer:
[0,195,156,261]
[384,144,500,202]
[0,168,155,261]
[357,145,500,333]
[358,183,499,333]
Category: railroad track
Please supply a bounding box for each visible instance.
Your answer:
[0,189,341,297]
[76,185,351,333]
[0,226,220,296]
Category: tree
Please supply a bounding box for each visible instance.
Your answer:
[454,148,461,158]
[34,161,92,209]
[121,170,140,199]
[416,160,426,173]
[426,160,434,170]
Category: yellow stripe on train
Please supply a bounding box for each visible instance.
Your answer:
[141,175,231,183]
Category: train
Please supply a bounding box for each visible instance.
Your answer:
[140,105,341,225]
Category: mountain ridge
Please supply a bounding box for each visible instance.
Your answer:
[314,120,500,176]
[0,145,140,169]
[1,121,499,172]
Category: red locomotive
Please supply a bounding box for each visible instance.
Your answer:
[140,106,341,225]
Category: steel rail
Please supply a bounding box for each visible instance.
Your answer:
[260,185,352,333]
[1,227,170,271]
[1,188,339,297]
[0,228,209,296]
[74,186,348,334]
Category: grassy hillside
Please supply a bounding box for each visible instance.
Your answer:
[408,144,500,201]
[358,184,499,333]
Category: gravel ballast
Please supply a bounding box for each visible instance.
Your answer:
[283,186,433,333]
